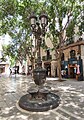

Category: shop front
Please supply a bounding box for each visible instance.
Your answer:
[0,62,10,75]
[61,58,83,80]
[0,65,5,73]
[44,62,51,77]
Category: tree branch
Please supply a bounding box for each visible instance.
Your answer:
[62,12,72,31]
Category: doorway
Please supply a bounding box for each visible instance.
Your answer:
[44,63,51,77]
[69,65,77,78]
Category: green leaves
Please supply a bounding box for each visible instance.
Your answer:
[0,0,83,65]
[1,0,18,17]
[47,0,82,46]
[66,21,75,38]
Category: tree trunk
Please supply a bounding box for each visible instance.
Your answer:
[32,61,34,71]
[58,44,62,81]
[58,34,63,81]
[31,58,34,74]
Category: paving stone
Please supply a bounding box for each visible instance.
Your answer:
[56,108,80,120]
[0,101,8,108]
[0,75,84,120]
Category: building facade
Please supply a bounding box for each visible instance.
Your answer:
[26,28,84,80]
[0,35,10,75]
[57,40,84,80]
[39,37,84,80]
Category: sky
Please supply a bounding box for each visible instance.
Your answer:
[0,33,11,45]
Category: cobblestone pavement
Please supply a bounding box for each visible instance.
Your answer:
[0,74,84,120]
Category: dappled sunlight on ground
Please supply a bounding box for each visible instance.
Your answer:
[0,75,84,120]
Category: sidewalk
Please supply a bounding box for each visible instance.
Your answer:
[46,77,77,81]
[0,75,84,120]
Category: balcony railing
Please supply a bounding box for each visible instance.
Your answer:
[35,59,37,63]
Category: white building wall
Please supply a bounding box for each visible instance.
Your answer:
[45,36,56,60]
[0,36,3,58]
[5,64,10,75]
[81,45,84,76]
[45,37,53,49]
[74,26,79,42]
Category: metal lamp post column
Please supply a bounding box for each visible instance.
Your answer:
[29,12,48,85]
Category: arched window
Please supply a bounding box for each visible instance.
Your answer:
[70,50,76,58]
[47,48,50,60]
[61,53,64,61]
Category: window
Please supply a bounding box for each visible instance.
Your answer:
[70,50,76,58]
[47,49,50,60]
[61,53,64,61]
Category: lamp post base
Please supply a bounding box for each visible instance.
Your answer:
[18,90,60,112]
[33,67,46,85]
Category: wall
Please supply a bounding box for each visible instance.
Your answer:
[63,46,79,61]
[81,45,84,76]
[5,64,10,75]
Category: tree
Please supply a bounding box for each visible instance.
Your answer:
[0,0,83,79]
[66,21,75,45]
[44,0,82,80]
[0,0,44,69]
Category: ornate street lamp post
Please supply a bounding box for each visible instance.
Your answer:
[18,12,60,112]
[29,12,48,85]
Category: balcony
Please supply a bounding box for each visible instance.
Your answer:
[42,55,52,61]
[35,59,37,63]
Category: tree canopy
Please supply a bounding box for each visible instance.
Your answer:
[0,0,83,66]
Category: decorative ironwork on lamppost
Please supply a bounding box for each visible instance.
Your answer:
[29,11,48,85]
